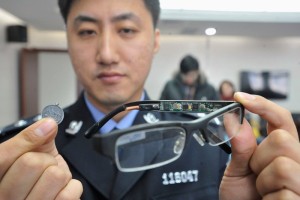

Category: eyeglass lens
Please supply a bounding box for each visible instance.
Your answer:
[115,127,186,172]
[114,106,242,172]
[206,107,242,146]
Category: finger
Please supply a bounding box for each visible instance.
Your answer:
[225,118,257,176]
[26,165,72,200]
[234,92,298,139]
[55,154,72,172]
[55,179,83,200]
[251,129,300,174]
[257,157,300,197]
[0,118,58,179]
[220,119,260,200]
[0,152,57,200]
[263,189,300,200]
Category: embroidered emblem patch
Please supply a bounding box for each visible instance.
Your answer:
[66,121,83,135]
[143,113,159,123]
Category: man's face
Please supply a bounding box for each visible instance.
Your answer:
[66,0,160,113]
[182,70,199,86]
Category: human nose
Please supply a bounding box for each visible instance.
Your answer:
[96,31,119,66]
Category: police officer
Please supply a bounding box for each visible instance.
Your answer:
[0,0,228,199]
[1,0,300,199]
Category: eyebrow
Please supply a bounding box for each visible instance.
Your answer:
[111,12,141,25]
[73,15,99,27]
[73,12,141,27]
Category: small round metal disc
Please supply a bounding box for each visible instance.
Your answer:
[41,104,64,124]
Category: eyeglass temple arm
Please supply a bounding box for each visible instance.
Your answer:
[85,101,161,138]
[85,100,237,138]
[218,143,232,154]
[85,105,126,138]
[199,130,232,154]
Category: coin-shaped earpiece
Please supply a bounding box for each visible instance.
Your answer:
[41,104,64,124]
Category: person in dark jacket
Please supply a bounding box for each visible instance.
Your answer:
[1,0,300,199]
[160,55,219,100]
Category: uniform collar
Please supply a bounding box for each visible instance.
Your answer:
[83,92,145,134]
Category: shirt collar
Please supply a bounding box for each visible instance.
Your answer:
[84,92,145,134]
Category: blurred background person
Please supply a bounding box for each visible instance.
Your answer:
[219,80,267,142]
[219,80,236,100]
[160,54,219,100]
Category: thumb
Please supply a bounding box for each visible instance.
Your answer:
[0,118,58,179]
[221,115,260,200]
[226,118,257,176]
[234,92,298,139]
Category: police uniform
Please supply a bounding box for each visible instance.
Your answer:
[0,92,229,200]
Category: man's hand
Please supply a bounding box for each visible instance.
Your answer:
[0,118,83,200]
[220,92,300,200]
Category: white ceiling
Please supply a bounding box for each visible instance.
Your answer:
[1,0,300,37]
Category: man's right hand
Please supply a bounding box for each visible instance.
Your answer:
[0,118,83,200]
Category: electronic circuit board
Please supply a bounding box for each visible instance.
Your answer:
[158,101,233,113]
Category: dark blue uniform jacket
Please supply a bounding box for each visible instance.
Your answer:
[0,93,229,200]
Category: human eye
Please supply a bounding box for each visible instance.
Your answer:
[119,27,137,37]
[78,29,97,38]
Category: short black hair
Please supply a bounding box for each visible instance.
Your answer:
[58,0,160,28]
[180,55,200,74]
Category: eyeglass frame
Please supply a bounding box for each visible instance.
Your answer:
[85,100,244,159]
[85,100,239,138]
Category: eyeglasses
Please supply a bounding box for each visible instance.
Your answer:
[85,100,244,172]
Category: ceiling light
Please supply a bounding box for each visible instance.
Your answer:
[205,28,217,36]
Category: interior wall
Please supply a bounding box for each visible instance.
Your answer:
[38,51,77,111]
[146,35,300,112]
[1,24,300,126]
[0,19,25,126]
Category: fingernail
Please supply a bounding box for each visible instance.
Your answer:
[34,119,56,137]
[235,92,256,101]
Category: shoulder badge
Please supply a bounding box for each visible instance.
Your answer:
[65,121,83,135]
[0,114,41,138]
[143,113,159,124]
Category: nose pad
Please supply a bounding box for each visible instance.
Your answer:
[192,131,206,146]
[173,136,185,155]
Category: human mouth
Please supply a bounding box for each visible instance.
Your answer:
[97,72,124,84]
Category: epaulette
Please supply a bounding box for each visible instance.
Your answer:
[0,115,42,139]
